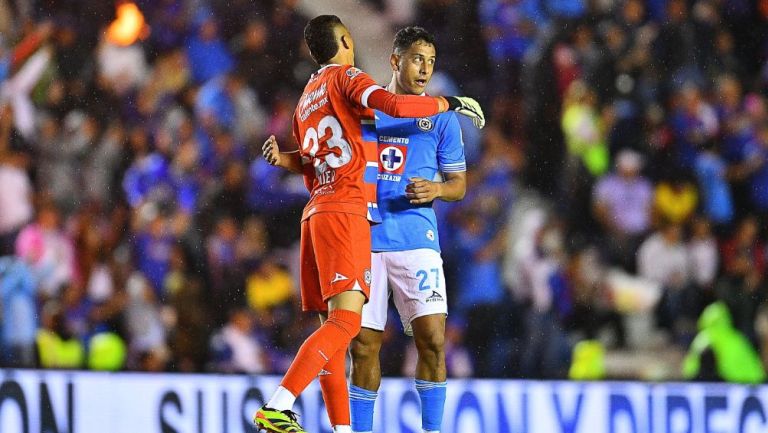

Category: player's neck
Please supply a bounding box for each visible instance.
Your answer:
[324,52,354,68]
[386,78,406,95]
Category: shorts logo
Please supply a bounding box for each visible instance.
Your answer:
[346,67,363,79]
[318,369,331,376]
[417,118,434,132]
[379,145,407,174]
[331,273,348,284]
[426,230,435,241]
[364,268,372,287]
[426,290,443,303]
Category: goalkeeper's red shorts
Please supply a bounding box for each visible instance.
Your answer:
[299,212,371,312]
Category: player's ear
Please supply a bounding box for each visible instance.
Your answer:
[340,34,351,50]
[390,53,399,72]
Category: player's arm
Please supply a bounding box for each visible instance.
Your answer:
[365,86,446,117]
[405,171,466,204]
[342,67,485,128]
[262,135,303,174]
[407,112,468,204]
[366,89,484,128]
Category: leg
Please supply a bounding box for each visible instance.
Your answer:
[317,314,352,429]
[348,251,389,433]
[256,214,368,433]
[411,314,446,382]
[412,314,447,433]
[316,214,371,431]
[276,291,364,404]
[389,249,449,433]
[257,292,363,432]
[349,327,384,433]
[350,327,385,389]
[350,251,388,390]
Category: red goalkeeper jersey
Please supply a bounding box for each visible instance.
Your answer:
[293,64,444,222]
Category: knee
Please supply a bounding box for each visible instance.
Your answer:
[349,335,381,363]
[327,309,362,341]
[415,331,445,359]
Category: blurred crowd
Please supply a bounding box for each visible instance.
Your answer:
[1,0,768,380]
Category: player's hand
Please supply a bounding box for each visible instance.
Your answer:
[445,96,485,129]
[262,135,282,166]
[405,177,441,204]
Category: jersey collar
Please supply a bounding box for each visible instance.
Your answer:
[316,64,341,73]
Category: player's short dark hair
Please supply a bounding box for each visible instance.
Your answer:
[393,26,436,54]
[304,15,343,64]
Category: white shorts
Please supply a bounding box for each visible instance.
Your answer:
[362,249,448,336]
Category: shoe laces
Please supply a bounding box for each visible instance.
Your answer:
[281,409,300,423]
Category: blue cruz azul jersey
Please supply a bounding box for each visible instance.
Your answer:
[371,109,466,252]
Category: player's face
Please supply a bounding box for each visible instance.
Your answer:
[393,40,436,95]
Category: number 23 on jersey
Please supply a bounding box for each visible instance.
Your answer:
[302,115,353,185]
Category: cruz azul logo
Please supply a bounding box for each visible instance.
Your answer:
[378,144,407,177]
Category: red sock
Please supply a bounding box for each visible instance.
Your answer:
[280,309,361,397]
[319,347,350,426]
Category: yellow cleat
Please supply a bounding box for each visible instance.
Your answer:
[253,406,306,433]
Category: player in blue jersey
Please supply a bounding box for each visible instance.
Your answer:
[348,27,467,433]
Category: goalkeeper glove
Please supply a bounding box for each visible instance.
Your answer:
[445,96,485,129]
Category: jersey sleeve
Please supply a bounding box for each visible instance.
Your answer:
[437,114,467,173]
[337,65,444,118]
[337,65,386,108]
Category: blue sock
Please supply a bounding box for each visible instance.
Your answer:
[349,384,377,433]
[415,379,447,432]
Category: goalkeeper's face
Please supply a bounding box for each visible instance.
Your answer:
[392,40,436,95]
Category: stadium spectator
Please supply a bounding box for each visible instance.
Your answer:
[565,246,626,348]
[185,8,234,84]
[694,139,734,226]
[0,105,33,256]
[36,302,85,369]
[209,308,269,374]
[653,172,698,225]
[453,209,509,377]
[638,223,698,341]
[206,214,244,325]
[592,149,653,269]
[132,213,176,298]
[123,272,168,370]
[232,18,277,105]
[669,84,719,169]
[164,245,211,372]
[518,219,572,378]
[245,257,294,314]
[683,302,766,383]
[15,203,78,298]
[687,217,719,304]
[744,122,768,216]
[0,255,37,367]
[561,80,611,231]
[717,216,766,343]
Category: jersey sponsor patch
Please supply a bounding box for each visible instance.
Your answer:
[346,67,363,79]
[378,144,407,174]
